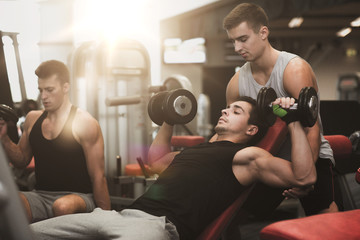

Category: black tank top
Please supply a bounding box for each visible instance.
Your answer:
[129,141,248,240]
[29,106,92,193]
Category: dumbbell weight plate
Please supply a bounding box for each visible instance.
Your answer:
[0,104,19,123]
[298,87,318,127]
[257,87,277,126]
[147,91,168,126]
[163,89,197,125]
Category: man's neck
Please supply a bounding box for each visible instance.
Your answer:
[46,99,72,121]
[250,46,280,85]
[214,133,246,144]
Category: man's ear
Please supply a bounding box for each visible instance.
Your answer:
[63,82,70,93]
[246,125,259,136]
[259,26,269,40]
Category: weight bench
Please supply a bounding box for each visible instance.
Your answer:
[197,117,288,240]
[260,209,360,240]
[260,134,359,240]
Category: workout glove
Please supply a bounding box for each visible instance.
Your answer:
[272,105,298,125]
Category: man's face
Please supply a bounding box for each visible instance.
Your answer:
[38,75,68,111]
[226,21,264,62]
[215,101,253,136]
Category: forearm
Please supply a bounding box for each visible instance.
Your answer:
[1,136,27,168]
[148,123,173,164]
[92,175,111,210]
[305,121,321,162]
[289,122,316,185]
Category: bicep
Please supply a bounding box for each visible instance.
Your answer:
[236,147,296,188]
[256,156,295,188]
[150,151,179,174]
[78,119,105,177]
[283,58,318,99]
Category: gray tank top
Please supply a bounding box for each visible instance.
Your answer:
[238,51,334,164]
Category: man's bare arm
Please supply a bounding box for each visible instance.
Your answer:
[76,111,110,210]
[148,123,179,174]
[0,111,39,168]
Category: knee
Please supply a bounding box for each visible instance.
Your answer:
[52,195,87,217]
[52,198,75,216]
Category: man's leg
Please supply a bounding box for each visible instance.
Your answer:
[31,208,112,240]
[19,192,32,222]
[21,191,96,222]
[52,194,87,216]
[31,208,178,240]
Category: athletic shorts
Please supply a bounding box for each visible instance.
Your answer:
[21,190,96,222]
[300,158,335,215]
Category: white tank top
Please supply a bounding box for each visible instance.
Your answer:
[238,51,334,164]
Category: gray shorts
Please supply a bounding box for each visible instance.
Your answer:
[31,208,179,240]
[22,190,96,222]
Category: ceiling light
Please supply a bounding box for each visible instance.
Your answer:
[288,17,303,28]
[336,27,352,37]
[351,17,360,27]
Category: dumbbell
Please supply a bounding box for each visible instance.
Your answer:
[148,89,197,126]
[0,104,19,123]
[257,87,318,127]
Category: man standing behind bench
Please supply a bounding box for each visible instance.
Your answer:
[0,60,110,222]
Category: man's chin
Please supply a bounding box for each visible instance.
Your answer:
[214,125,225,134]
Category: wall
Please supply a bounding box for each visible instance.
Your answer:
[160,1,360,101]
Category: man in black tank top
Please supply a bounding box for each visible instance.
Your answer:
[31,96,316,240]
[0,60,110,223]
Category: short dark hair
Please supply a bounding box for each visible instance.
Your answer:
[35,60,70,85]
[223,3,269,33]
[237,96,269,145]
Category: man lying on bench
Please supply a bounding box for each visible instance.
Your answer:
[31,96,316,240]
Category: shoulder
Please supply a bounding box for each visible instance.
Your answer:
[286,57,312,72]
[73,108,101,140]
[23,110,43,128]
[233,146,271,165]
[74,108,97,123]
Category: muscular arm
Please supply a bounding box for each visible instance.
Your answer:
[0,111,38,168]
[75,111,110,210]
[148,123,179,174]
[234,121,316,188]
[283,58,321,161]
[226,71,241,105]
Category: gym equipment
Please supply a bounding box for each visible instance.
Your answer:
[257,86,318,127]
[257,87,278,126]
[349,131,360,152]
[260,209,360,240]
[70,38,152,178]
[163,74,193,92]
[148,89,197,126]
[0,104,18,123]
[337,73,360,101]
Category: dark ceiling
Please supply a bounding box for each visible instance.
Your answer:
[196,0,360,39]
[267,0,360,38]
